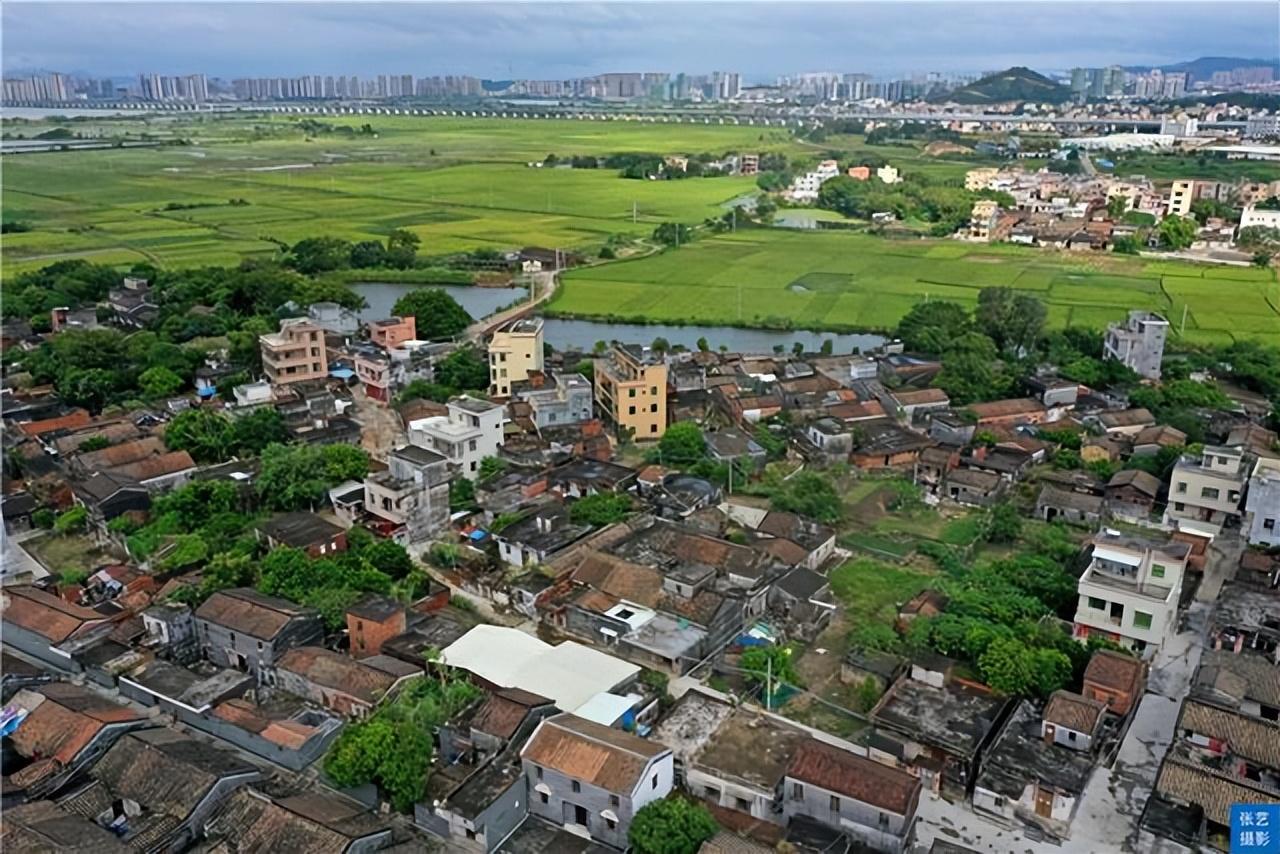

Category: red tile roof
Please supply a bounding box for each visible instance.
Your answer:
[17,410,92,437]
[10,682,145,766]
[1,585,107,643]
[1044,690,1106,734]
[275,646,399,705]
[1083,649,1145,696]
[522,713,669,794]
[786,738,920,815]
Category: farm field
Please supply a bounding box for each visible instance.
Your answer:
[549,228,1280,344]
[1,114,801,275]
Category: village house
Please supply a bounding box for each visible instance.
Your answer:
[783,737,923,853]
[966,398,1047,427]
[1097,407,1156,437]
[521,713,674,848]
[362,444,451,543]
[1105,469,1163,520]
[1081,649,1147,716]
[1072,531,1190,653]
[194,588,325,679]
[269,646,421,719]
[409,396,506,479]
[202,788,395,851]
[851,420,934,470]
[1035,484,1105,527]
[257,511,347,557]
[1166,445,1246,529]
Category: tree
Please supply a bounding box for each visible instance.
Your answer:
[349,240,388,268]
[741,644,799,694]
[390,288,473,341]
[289,237,353,274]
[478,456,507,480]
[32,508,56,529]
[628,798,718,854]
[59,368,117,413]
[434,348,489,391]
[769,470,842,524]
[230,407,288,455]
[656,422,705,467]
[650,336,670,354]
[935,333,1011,405]
[976,287,1046,355]
[985,501,1023,544]
[1157,215,1196,250]
[569,493,634,526]
[256,443,370,511]
[385,229,421,269]
[653,222,693,246]
[753,194,777,224]
[164,408,236,463]
[695,336,710,352]
[978,637,1035,695]
[395,379,454,405]
[1112,235,1142,255]
[1105,195,1128,219]
[896,300,973,355]
[138,365,184,399]
[360,539,416,580]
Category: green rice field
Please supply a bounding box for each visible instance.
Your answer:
[1,115,796,274]
[549,229,1280,344]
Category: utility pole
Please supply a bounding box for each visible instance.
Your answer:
[766,655,772,711]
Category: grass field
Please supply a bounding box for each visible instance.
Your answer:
[549,229,1280,344]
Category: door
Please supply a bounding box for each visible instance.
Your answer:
[1034,785,1053,818]
[573,804,589,828]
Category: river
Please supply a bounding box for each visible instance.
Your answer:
[353,281,884,355]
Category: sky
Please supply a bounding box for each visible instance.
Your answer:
[3,1,1277,82]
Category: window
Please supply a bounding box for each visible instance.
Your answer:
[1150,564,1165,579]
[257,640,264,651]
[610,794,619,807]
[1175,502,1185,511]
[1068,731,1077,742]
[791,782,804,800]
[539,791,549,804]
[535,765,543,780]
[605,817,616,830]
[572,781,581,793]
[628,406,636,415]
[1175,481,1187,494]
[629,388,636,398]
[1088,596,1106,610]
[878,812,890,829]
[652,774,658,789]
[650,424,658,433]
[650,404,658,413]
[1133,611,1153,630]
[830,795,840,812]
[736,797,751,811]
[500,352,507,362]
[1265,518,1276,531]
[650,386,658,396]
[1200,486,1220,500]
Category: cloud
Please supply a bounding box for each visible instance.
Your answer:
[2,1,1276,81]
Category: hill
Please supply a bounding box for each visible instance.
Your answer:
[932,67,1072,105]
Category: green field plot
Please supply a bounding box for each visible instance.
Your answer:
[550,229,1280,343]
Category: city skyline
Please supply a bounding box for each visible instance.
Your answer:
[3,1,1277,82]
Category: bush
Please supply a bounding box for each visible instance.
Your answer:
[629,797,719,854]
[53,506,88,534]
[32,508,56,529]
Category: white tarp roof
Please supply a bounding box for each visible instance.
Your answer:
[440,625,640,713]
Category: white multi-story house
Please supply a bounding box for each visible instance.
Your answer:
[408,396,505,479]
[1072,530,1191,653]
[1165,445,1246,529]
[1244,456,1280,547]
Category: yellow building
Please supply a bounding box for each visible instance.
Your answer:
[488,317,544,397]
[969,199,1000,241]
[594,344,668,440]
[964,167,998,192]
[1166,180,1195,217]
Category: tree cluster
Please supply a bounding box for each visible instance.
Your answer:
[287,229,422,274]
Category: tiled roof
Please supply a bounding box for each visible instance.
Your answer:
[1043,690,1106,733]
[471,688,552,739]
[1181,698,1280,768]
[892,388,950,406]
[785,738,920,815]
[522,713,669,794]
[1,800,130,852]
[195,588,316,640]
[204,788,391,854]
[1107,469,1162,498]
[1083,649,1145,696]
[109,450,196,482]
[2,585,106,643]
[967,398,1045,420]
[1099,408,1154,428]
[9,683,146,767]
[17,410,93,437]
[75,436,165,470]
[275,646,398,704]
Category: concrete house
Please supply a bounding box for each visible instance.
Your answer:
[1,585,115,672]
[259,317,328,388]
[519,372,593,429]
[488,318,544,398]
[782,738,922,853]
[521,713,674,848]
[363,445,451,543]
[54,728,261,853]
[1103,311,1168,380]
[1244,456,1280,547]
[409,396,506,479]
[1041,690,1107,751]
[1166,445,1246,529]
[1072,531,1190,653]
[194,588,324,679]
